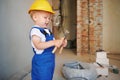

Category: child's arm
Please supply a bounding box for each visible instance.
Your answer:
[32,35,63,50]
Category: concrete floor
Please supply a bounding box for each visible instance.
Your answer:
[9,49,120,80]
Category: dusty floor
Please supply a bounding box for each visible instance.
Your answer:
[10,49,120,80]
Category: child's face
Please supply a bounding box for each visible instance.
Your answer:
[33,11,52,28]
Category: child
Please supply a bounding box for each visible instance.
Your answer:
[28,0,67,80]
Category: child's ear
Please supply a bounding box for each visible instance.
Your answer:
[32,14,37,21]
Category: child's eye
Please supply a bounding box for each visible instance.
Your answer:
[48,17,51,20]
[44,17,47,19]
[44,17,51,20]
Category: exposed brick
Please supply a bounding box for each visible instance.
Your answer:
[77,0,103,55]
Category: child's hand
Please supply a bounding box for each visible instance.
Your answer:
[52,38,67,54]
[54,38,64,48]
[62,39,67,47]
[59,37,67,47]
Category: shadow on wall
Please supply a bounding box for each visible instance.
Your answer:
[66,39,76,49]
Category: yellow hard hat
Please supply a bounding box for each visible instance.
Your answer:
[28,0,55,14]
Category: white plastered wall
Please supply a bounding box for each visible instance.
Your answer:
[103,0,120,53]
[0,0,33,79]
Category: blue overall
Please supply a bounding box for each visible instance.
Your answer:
[30,27,55,80]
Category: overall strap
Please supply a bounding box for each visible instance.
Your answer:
[32,27,48,36]
[29,27,48,40]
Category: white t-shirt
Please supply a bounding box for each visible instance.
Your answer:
[30,26,51,54]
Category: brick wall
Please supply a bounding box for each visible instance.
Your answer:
[77,0,103,55]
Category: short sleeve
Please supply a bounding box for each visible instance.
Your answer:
[30,28,46,42]
[30,28,45,54]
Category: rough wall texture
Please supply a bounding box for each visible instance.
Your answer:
[77,0,103,55]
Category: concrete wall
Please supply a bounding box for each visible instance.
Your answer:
[0,0,33,79]
[103,0,120,53]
